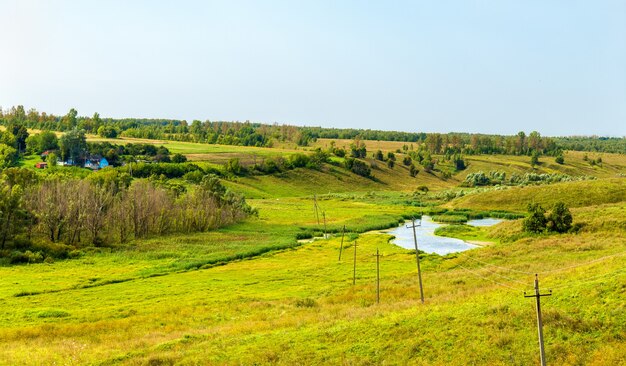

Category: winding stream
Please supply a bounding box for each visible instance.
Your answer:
[387,216,502,255]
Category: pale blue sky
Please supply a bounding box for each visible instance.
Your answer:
[1,0,625,136]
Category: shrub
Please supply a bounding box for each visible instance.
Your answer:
[295,231,314,240]
[555,155,564,164]
[129,162,206,179]
[224,158,245,176]
[454,155,466,170]
[289,153,309,168]
[522,202,572,234]
[464,171,491,187]
[530,152,540,166]
[421,157,434,172]
[547,202,573,233]
[374,150,384,161]
[308,149,329,169]
[416,185,429,193]
[172,153,187,163]
[183,170,205,183]
[522,203,547,233]
[294,298,318,308]
[344,158,371,178]
[331,148,346,157]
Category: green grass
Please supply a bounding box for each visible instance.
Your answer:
[446,178,626,212]
[2,141,626,365]
[431,214,468,224]
[0,202,624,364]
[18,154,42,169]
[434,224,496,244]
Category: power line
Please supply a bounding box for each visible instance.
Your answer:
[462,249,626,278]
[546,268,626,291]
[464,256,535,275]
[459,261,530,286]
[456,263,524,291]
[541,251,626,275]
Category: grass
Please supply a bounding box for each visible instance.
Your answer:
[311,138,414,153]
[0,204,624,364]
[2,136,626,364]
[434,224,496,244]
[445,178,626,212]
[431,214,468,224]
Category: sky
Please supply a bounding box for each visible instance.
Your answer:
[1,0,625,136]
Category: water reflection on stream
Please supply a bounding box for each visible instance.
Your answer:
[387,216,502,255]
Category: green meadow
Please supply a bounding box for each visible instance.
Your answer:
[1,138,626,365]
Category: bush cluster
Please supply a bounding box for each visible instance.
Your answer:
[464,171,595,187]
[523,202,573,234]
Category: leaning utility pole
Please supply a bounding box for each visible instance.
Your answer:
[375,248,381,304]
[352,240,357,285]
[313,194,320,225]
[407,217,424,303]
[322,211,327,239]
[338,225,346,261]
[524,274,552,366]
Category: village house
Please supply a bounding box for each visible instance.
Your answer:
[84,155,109,170]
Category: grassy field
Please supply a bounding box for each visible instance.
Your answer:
[2,133,626,365]
[311,138,414,153]
[1,199,624,365]
[445,178,626,212]
[461,151,626,180]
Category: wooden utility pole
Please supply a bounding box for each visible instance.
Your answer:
[407,218,424,303]
[313,194,320,225]
[322,211,327,239]
[375,248,381,304]
[524,274,552,366]
[338,225,345,261]
[352,240,357,285]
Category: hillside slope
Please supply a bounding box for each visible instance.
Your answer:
[445,178,626,212]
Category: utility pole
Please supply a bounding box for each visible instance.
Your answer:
[524,274,552,366]
[352,240,357,285]
[313,194,320,225]
[338,225,345,261]
[375,248,381,304]
[322,211,327,239]
[407,217,424,303]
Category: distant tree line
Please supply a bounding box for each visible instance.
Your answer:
[2,105,625,155]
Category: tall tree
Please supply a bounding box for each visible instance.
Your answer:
[61,108,78,131]
[8,124,29,153]
[0,144,18,169]
[0,184,26,249]
[59,129,87,163]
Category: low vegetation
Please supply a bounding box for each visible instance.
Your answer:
[0,112,624,364]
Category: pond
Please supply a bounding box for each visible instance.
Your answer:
[387,216,502,255]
